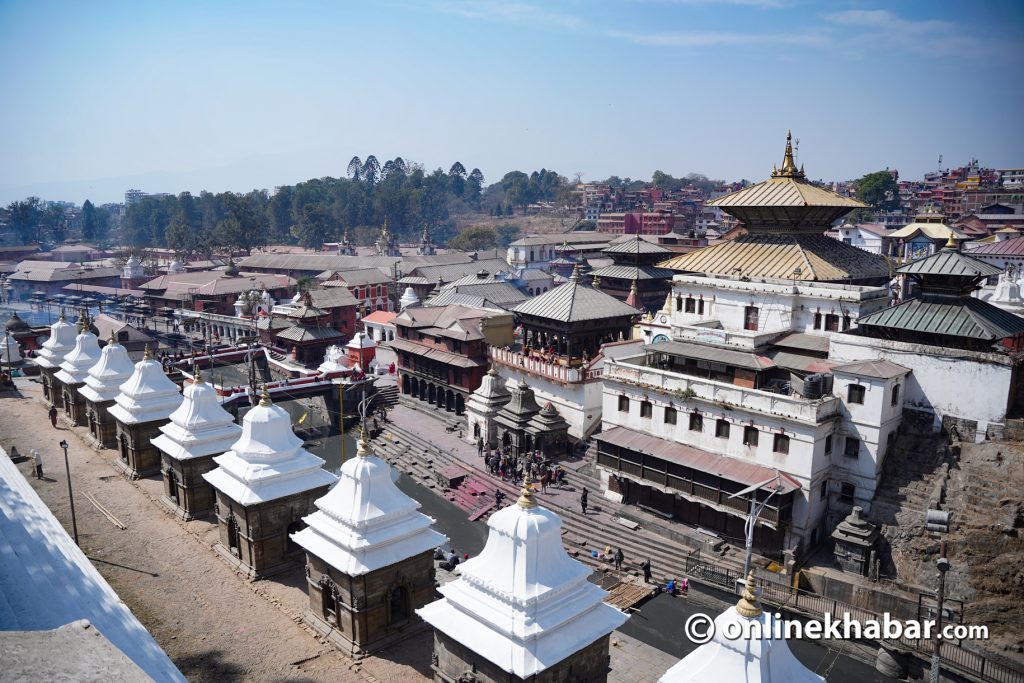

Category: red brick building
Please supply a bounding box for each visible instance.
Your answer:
[596,210,677,235]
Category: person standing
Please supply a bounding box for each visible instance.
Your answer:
[48,405,58,428]
[32,449,43,480]
[580,487,589,515]
[641,559,652,584]
[476,437,484,457]
[539,470,549,494]
[614,548,624,572]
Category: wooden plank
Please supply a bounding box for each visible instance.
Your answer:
[613,516,640,531]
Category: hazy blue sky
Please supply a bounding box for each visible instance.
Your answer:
[1,0,1022,205]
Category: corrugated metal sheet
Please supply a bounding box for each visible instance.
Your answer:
[768,350,836,374]
[647,340,776,371]
[512,281,640,323]
[970,236,1024,256]
[897,249,1001,277]
[831,360,909,379]
[772,333,830,353]
[388,338,485,368]
[596,426,801,493]
[708,177,866,209]
[658,235,889,281]
[858,296,1024,340]
[587,265,676,281]
[602,236,670,255]
[888,223,965,240]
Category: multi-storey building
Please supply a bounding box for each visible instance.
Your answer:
[393,304,513,416]
[505,232,613,269]
[596,210,677,235]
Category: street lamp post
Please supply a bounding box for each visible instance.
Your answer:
[58,439,79,546]
[930,542,951,683]
[729,471,784,579]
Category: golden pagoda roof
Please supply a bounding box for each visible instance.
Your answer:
[708,133,866,228]
[658,235,890,282]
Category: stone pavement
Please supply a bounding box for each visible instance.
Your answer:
[608,632,678,683]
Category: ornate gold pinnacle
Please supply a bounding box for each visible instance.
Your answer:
[735,570,763,618]
[259,385,271,406]
[517,472,538,509]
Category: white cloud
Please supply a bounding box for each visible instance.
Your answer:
[606,28,825,48]
[433,1,584,32]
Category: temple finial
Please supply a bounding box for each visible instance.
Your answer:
[259,384,271,406]
[772,130,804,179]
[736,570,763,618]
[193,363,203,384]
[570,263,582,283]
[945,233,957,250]
[108,330,117,345]
[143,346,153,361]
[517,472,538,509]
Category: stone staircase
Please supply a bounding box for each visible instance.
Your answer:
[371,421,726,583]
[868,428,952,529]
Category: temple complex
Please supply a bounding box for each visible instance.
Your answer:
[33,313,77,409]
[418,479,627,683]
[202,390,337,578]
[591,235,674,312]
[275,291,346,366]
[491,264,643,439]
[152,369,242,519]
[493,381,570,457]
[107,348,184,478]
[53,320,102,426]
[657,572,824,682]
[660,132,888,285]
[78,335,135,449]
[291,434,447,655]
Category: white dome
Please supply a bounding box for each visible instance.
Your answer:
[0,336,21,364]
[34,316,78,369]
[658,574,824,683]
[152,375,241,462]
[107,354,183,425]
[399,286,420,310]
[292,437,447,575]
[202,393,337,506]
[78,340,135,404]
[55,330,103,385]
[417,485,627,678]
[346,331,376,349]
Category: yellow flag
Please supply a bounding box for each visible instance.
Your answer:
[298,411,308,425]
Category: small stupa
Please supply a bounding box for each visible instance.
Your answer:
[464,366,512,447]
[317,345,351,377]
[203,388,337,578]
[107,347,184,478]
[78,334,136,448]
[399,286,420,311]
[0,334,21,365]
[54,318,103,426]
[292,433,448,654]
[34,312,78,409]
[418,477,627,682]
[152,368,242,519]
[657,572,824,682]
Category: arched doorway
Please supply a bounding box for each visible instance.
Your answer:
[286,520,304,557]
[455,394,465,416]
[402,374,411,395]
[445,390,454,412]
[427,384,436,404]
[119,433,130,464]
[166,467,179,504]
[226,514,240,556]
[389,585,409,625]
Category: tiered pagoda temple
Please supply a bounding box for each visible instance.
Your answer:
[34,313,77,409]
[152,369,242,519]
[276,291,345,366]
[591,235,675,312]
[493,381,569,457]
[292,434,448,655]
[78,335,135,449]
[418,480,627,682]
[203,389,337,578]
[107,348,184,478]
[660,132,888,285]
[53,320,102,426]
[658,572,823,682]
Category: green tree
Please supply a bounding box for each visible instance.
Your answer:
[494,224,519,247]
[5,197,44,244]
[81,200,98,240]
[465,168,484,208]
[447,226,498,251]
[855,171,900,212]
[346,156,362,181]
[42,204,67,243]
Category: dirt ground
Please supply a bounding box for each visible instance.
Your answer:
[0,380,431,683]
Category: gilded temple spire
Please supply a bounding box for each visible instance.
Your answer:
[771,130,805,180]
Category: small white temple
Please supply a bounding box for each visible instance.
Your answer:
[317,345,351,376]
[203,389,337,578]
[399,286,420,311]
[418,479,628,682]
[292,434,448,654]
[107,348,184,478]
[0,334,21,365]
[982,271,1024,315]
[78,335,136,448]
[658,572,824,683]
[34,313,78,408]
[464,366,512,447]
[152,369,242,519]
[54,322,103,426]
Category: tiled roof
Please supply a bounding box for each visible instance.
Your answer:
[512,279,640,323]
[508,232,612,247]
[602,235,670,255]
[393,304,502,341]
[308,287,358,308]
[771,332,830,353]
[832,359,910,379]
[140,271,294,296]
[858,296,1024,341]
[276,325,344,342]
[969,236,1024,256]
[239,253,402,272]
[658,235,889,282]
[361,310,398,325]
[388,338,485,368]
[332,268,392,286]
[644,340,775,371]
[897,248,1002,278]
[409,259,510,283]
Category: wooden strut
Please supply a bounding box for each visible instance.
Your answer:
[83,491,127,530]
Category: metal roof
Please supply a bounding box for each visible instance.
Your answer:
[965,236,1024,256]
[388,338,486,368]
[602,235,670,255]
[643,340,775,371]
[587,264,676,281]
[332,268,392,286]
[238,253,401,272]
[771,332,830,354]
[767,350,836,374]
[897,248,1002,278]
[708,177,865,210]
[512,279,640,323]
[658,235,890,282]
[409,258,511,283]
[276,325,344,342]
[596,426,801,493]
[508,232,612,247]
[831,359,910,379]
[858,296,1024,340]
[888,223,965,240]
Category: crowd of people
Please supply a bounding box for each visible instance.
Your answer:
[482,448,567,492]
